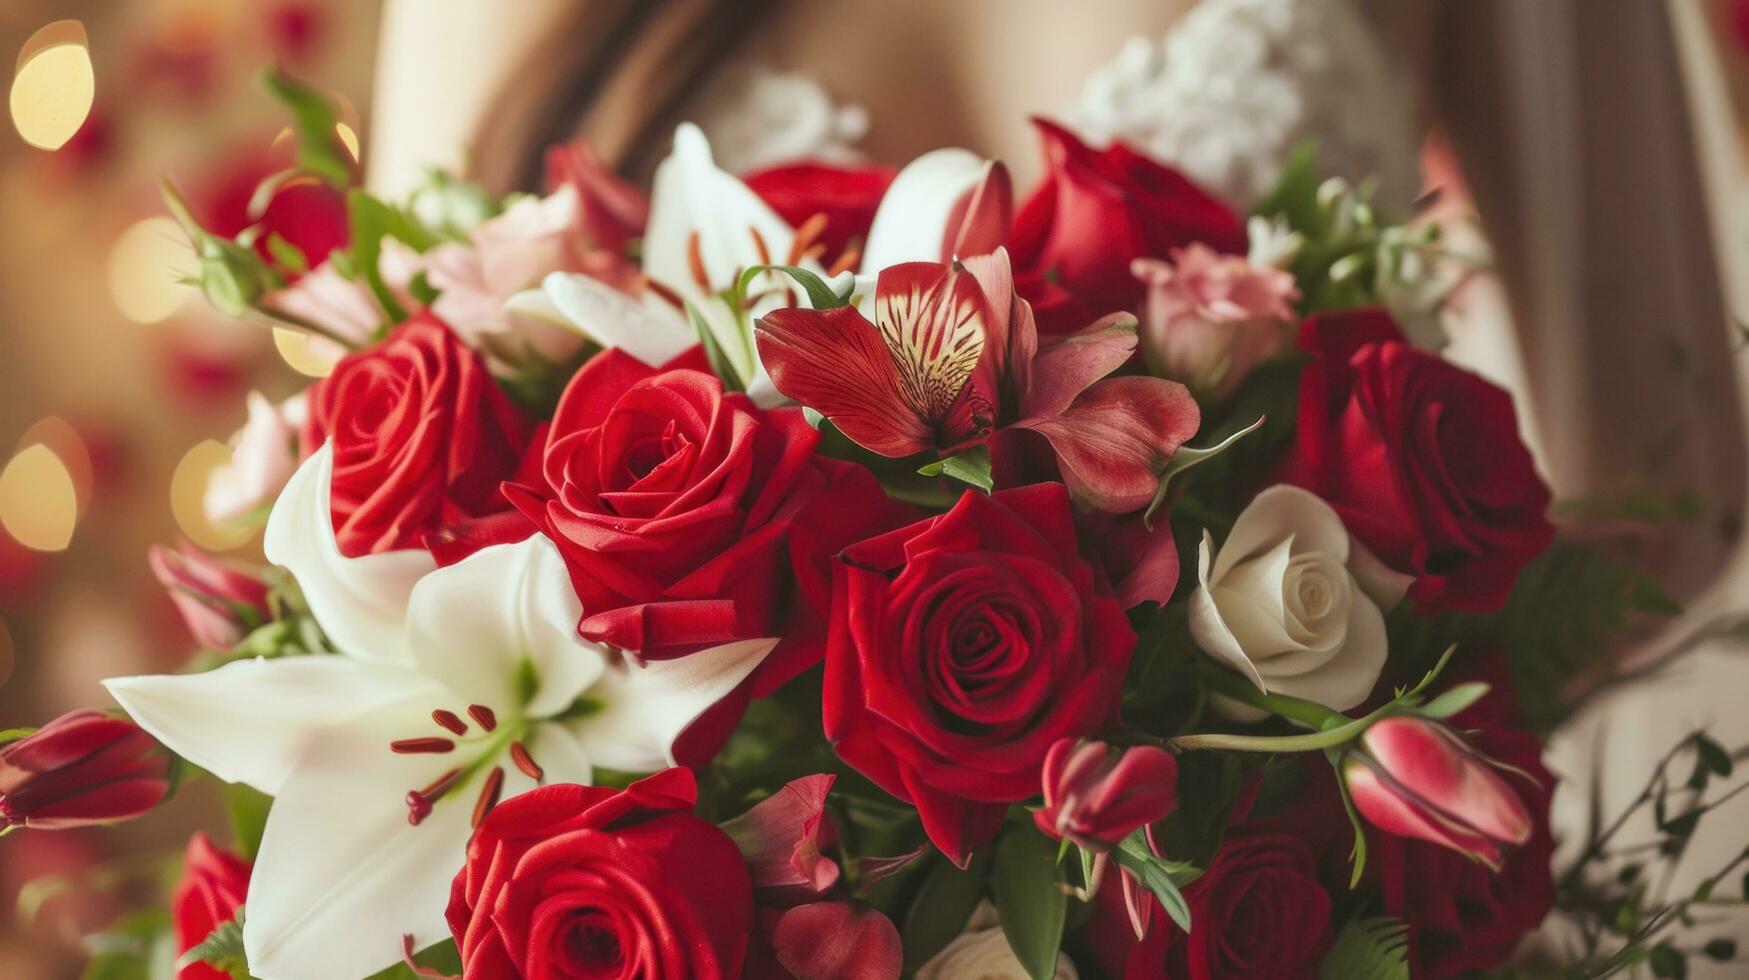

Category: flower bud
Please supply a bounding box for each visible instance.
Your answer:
[198,236,273,317]
[0,710,172,830]
[1034,739,1178,849]
[1344,716,1533,869]
[148,542,271,650]
[1132,246,1298,401]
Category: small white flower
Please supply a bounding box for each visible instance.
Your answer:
[1190,485,1404,716]
[915,903,1079,980]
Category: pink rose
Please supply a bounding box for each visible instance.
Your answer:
[1132,246,1298,400]
[203,391,306,526]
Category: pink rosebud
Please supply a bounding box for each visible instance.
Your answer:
[1344,716,1534,870]
[0,710,172,830]
[1034,739,1179,849]
[148,541,271,650]
[1132,245,1298,400]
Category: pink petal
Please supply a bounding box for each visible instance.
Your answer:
[873,263,991,429]
[719,774,841,897]
[944,160,1013,260]
[772,902,903,980]
[756,306,934,457]
[1020,313,1139,422]
[1018,376,1200,513]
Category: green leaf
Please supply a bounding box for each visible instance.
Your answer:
[992,826,1069,980]
[1318,916,1410,980]
[1146,416,1266,526]
[1111,830,1195,934]
[345,190,437,324]
[260,69,351,187]
[1649,943,1687,978]
[264,233,309,275]
[0,726,37,745]
[223,783,273,860]
[737,263,849,309]
[1418,682,1490,720]
[1703,939,1736,961]
[688,301,747,393]
[917,445,993,493]
[902,850,992,972]
[81,908,174,980]
[178,907,248,976]
[1253,140,1323,234]
[1696,735,1734,779]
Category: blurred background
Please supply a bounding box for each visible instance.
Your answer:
[2,1,1749,976]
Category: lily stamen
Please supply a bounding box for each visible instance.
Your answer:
[430,709,467,736]
[466,704,497,732]
[508,741,544,781]
[471,766,505,828]
[389,737,455,754]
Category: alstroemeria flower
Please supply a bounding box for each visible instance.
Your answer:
[518,125,1008,404]
[756,248,1201,512]
[104,445,773,980]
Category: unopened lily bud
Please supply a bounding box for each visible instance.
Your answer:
[1344,716,1533,870]
[1034,739,1178,850]
[0,710,172,830]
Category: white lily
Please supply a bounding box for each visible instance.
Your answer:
[517,124,1005,403]
[105,446,773,980]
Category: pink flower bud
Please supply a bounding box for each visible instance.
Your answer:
[1132,246,1298,401]
[1344,716,1534,870]
[719,773,840,901]
[0,710,172,830]
[1034,739,1178,849]
[149,541,271,650]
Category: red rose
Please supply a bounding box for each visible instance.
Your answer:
[195,142,351,270]
[1095,834,1334,980]
[745,162,897,260]
[507,347,899,688]
[1010,119,1246,333]
[172,833,251,980]
[1371,684,1556,977]
[823,483,1136,865]
[1279,309,1554,613]
[304,315,529,557]
[446,768,752,979]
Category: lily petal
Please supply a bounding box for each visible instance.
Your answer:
[535,271,694,369]
[861,148,990,272]
[571,636,776,772]
[104,656,443,796]
[264,445,433,665]
[404,536,605,719]
[646,123,795,298]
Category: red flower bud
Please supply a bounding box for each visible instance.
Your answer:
[0,710,172,830]
[1034,739,1178,849]
[1344,716,1533,870]
[149,542,271,650]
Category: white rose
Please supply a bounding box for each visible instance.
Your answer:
[915,903,1078,980]
[1189,485,1403,716]
[202,391,306,527]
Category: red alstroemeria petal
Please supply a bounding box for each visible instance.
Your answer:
[944,160,1013,261]
[873,262,990,427]
[1019,312,1139,423]
[1019,376,1200,513]
[756,306,935,457]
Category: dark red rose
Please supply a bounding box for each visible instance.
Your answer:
[1010,118,1246,333]
[823,483,1136,865]
[304,315,528,557]
[506,347,901,689]
[1092,834,1334,980]
[1371,683,1556,977]
[0,711,171,831]
[745,162,897,260]
[446,768,752,980]
[1278,309,1554,613]
[172,833,251,980]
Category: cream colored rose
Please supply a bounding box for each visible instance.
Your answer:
[1190,485,1401,715]
[915,903,1079,980]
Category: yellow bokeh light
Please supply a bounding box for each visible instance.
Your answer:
[336,122,360,162]
[109,216,198,324]
[171,440,253,551]
[19,417,92,518]
[0,443,79,552]
[273,326,337,378]
[10,20,95,151]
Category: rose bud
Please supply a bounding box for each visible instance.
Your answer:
[1344,716,1533,870]
[0,710,172,830]
[1132,245,1298,401]
[148,542,271,650]
[1034,739,1178,850]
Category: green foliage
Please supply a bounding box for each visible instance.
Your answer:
[345,190,439,325]
[365,940,464,980]
[1111,830,1197,934]
[81,909,174,980]
[179,908,247,977]
[917,446,993,493]
[260,69,352,187]
[689,299,748,393]
[902,851,992,973]
[1319,916,1411,980]
[223,784,273,861]
[737,263,850,310]
[991,824,1068,980]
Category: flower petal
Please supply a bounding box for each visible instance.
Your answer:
[645,123,795,298]
[1017,376,1199,513]
[404,535,606,719]
[1187,532,1267,692]
[874,262,990,427]
[755,305,933,457]
[104,656,442,796]
[570,637,776,772]
[862,148,990,272]
[264,444,433,664]
[1211,485,1350,582]
[1268,587,1387,712]
[1019,313,1138,423]
[535,271,695,368]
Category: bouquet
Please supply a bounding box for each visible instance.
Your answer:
[5,71,1744,980]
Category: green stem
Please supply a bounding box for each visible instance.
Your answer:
[1196,665,1338,728]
